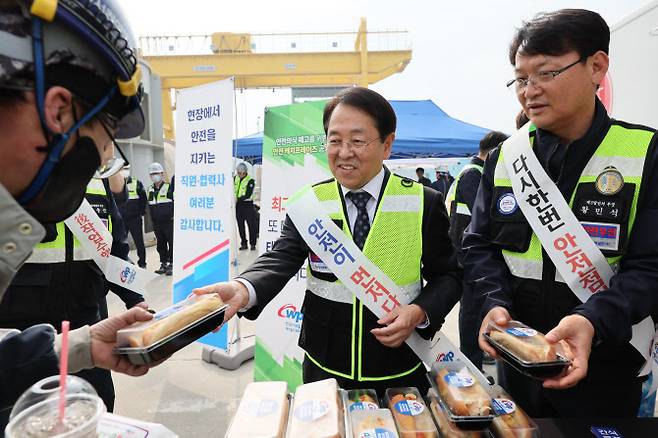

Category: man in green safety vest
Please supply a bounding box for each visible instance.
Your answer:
[147,162,174,276]
[234,162,259,250]
[119,164,148,268]
[445,130,508,370]
[196,87,461,395]
[464,9,658,417]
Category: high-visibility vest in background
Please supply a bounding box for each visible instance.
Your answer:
[127,178,139,200]
[445,163,484,218]
[27,178,113,263]
[234,174,254,201]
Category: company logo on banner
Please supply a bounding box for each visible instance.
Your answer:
[277,304,303,333]
[173,77,235,350]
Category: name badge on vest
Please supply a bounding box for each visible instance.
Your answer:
[308,252,331,274]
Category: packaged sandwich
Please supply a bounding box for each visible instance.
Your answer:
[430,363,493,429]
[287,378,343,438]
[427,389,488,438]
[114,294,226,364]
[490,386,538,438]
[346,389,379,413]
[226,381,289,438]
[385,387,438,438]
[484,320,570,379]
[350,409,399,438]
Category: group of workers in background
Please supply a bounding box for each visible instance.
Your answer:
[0,0,657,430]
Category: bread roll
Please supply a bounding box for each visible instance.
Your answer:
[435,368,491,417]
[227,381,289,438]
[490,329,556,363]
[430,399,482,438]
[388,392,437,438]
[129,295,224,347]
[350,409,398,438]
[491,398,534,438]
[287,378,340,438]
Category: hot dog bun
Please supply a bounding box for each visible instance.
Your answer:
[435,368,491,417]
[129,295,224,347]
[490,329,556,363]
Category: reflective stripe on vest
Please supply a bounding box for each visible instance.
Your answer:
[127,179,139,200]
[234,175,254,201]
[493,123,652,281]
[306,174,423,380]
[148,183,172,205]
[27,179,113,263]
[445,163,483,217]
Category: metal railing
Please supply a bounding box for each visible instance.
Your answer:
[139,29,411,56]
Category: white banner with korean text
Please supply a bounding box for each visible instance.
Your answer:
[64,199,159,293]
[502,123,655,372]
[173,78,235,349]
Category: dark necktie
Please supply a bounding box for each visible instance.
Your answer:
[347,191,372,250]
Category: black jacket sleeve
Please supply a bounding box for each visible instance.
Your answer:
[456,168,482,212]
[412,186,462,338]
[462,148,517,317]
[137,180,147,216]
[106,182,146,308]
[238,179,256,202]
[573,132,658,346]
[0,325,59,416]
[239,215,309,320]
[167,176,175,200]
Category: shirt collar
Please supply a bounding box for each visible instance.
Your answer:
[340,166,386,201]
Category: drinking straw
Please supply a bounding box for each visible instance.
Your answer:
[58,320,70,424]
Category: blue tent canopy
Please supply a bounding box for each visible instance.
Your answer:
[235,99,491,163]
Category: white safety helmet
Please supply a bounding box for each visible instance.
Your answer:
[149,162,164,174]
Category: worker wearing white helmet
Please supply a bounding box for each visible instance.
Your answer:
[234,162,259,250]
[147,162,174,275]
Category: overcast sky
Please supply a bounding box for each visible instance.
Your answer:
[118,0,653,137]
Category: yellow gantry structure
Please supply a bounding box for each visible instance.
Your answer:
[141,18,412,140]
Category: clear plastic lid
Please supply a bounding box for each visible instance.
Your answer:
[6,376,105,438]
[116,293,225,348]
[489,385,539,438]
[427,389,488,438]
[226,381,289,438]
[286,378,343,438]
[350,409,398,438]
[429,362,494,422]
[346,389,379,413]
[485,320,566,365]
[385,387,438,437]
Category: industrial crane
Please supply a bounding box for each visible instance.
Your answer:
[140,18,413,140]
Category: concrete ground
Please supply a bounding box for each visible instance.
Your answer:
[107,245,474,435]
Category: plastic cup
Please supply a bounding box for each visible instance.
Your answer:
[5,393,105,438]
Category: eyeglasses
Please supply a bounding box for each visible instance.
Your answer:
[324,137,381,151]
[506,57,584,92]
[95,116,130,179]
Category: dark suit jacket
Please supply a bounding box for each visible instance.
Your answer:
[240,167,462,376]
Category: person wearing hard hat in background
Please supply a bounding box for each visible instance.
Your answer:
[147,162,174,275]
[0,0,158,425]
[119,164,148,268]
[234,162,259,250]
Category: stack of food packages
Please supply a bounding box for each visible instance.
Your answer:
[225,371,539,437]
[225,320,569,436]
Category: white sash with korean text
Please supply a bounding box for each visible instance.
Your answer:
[502,123,656,374]
[64,199,159,294]
[286,187,486,384]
